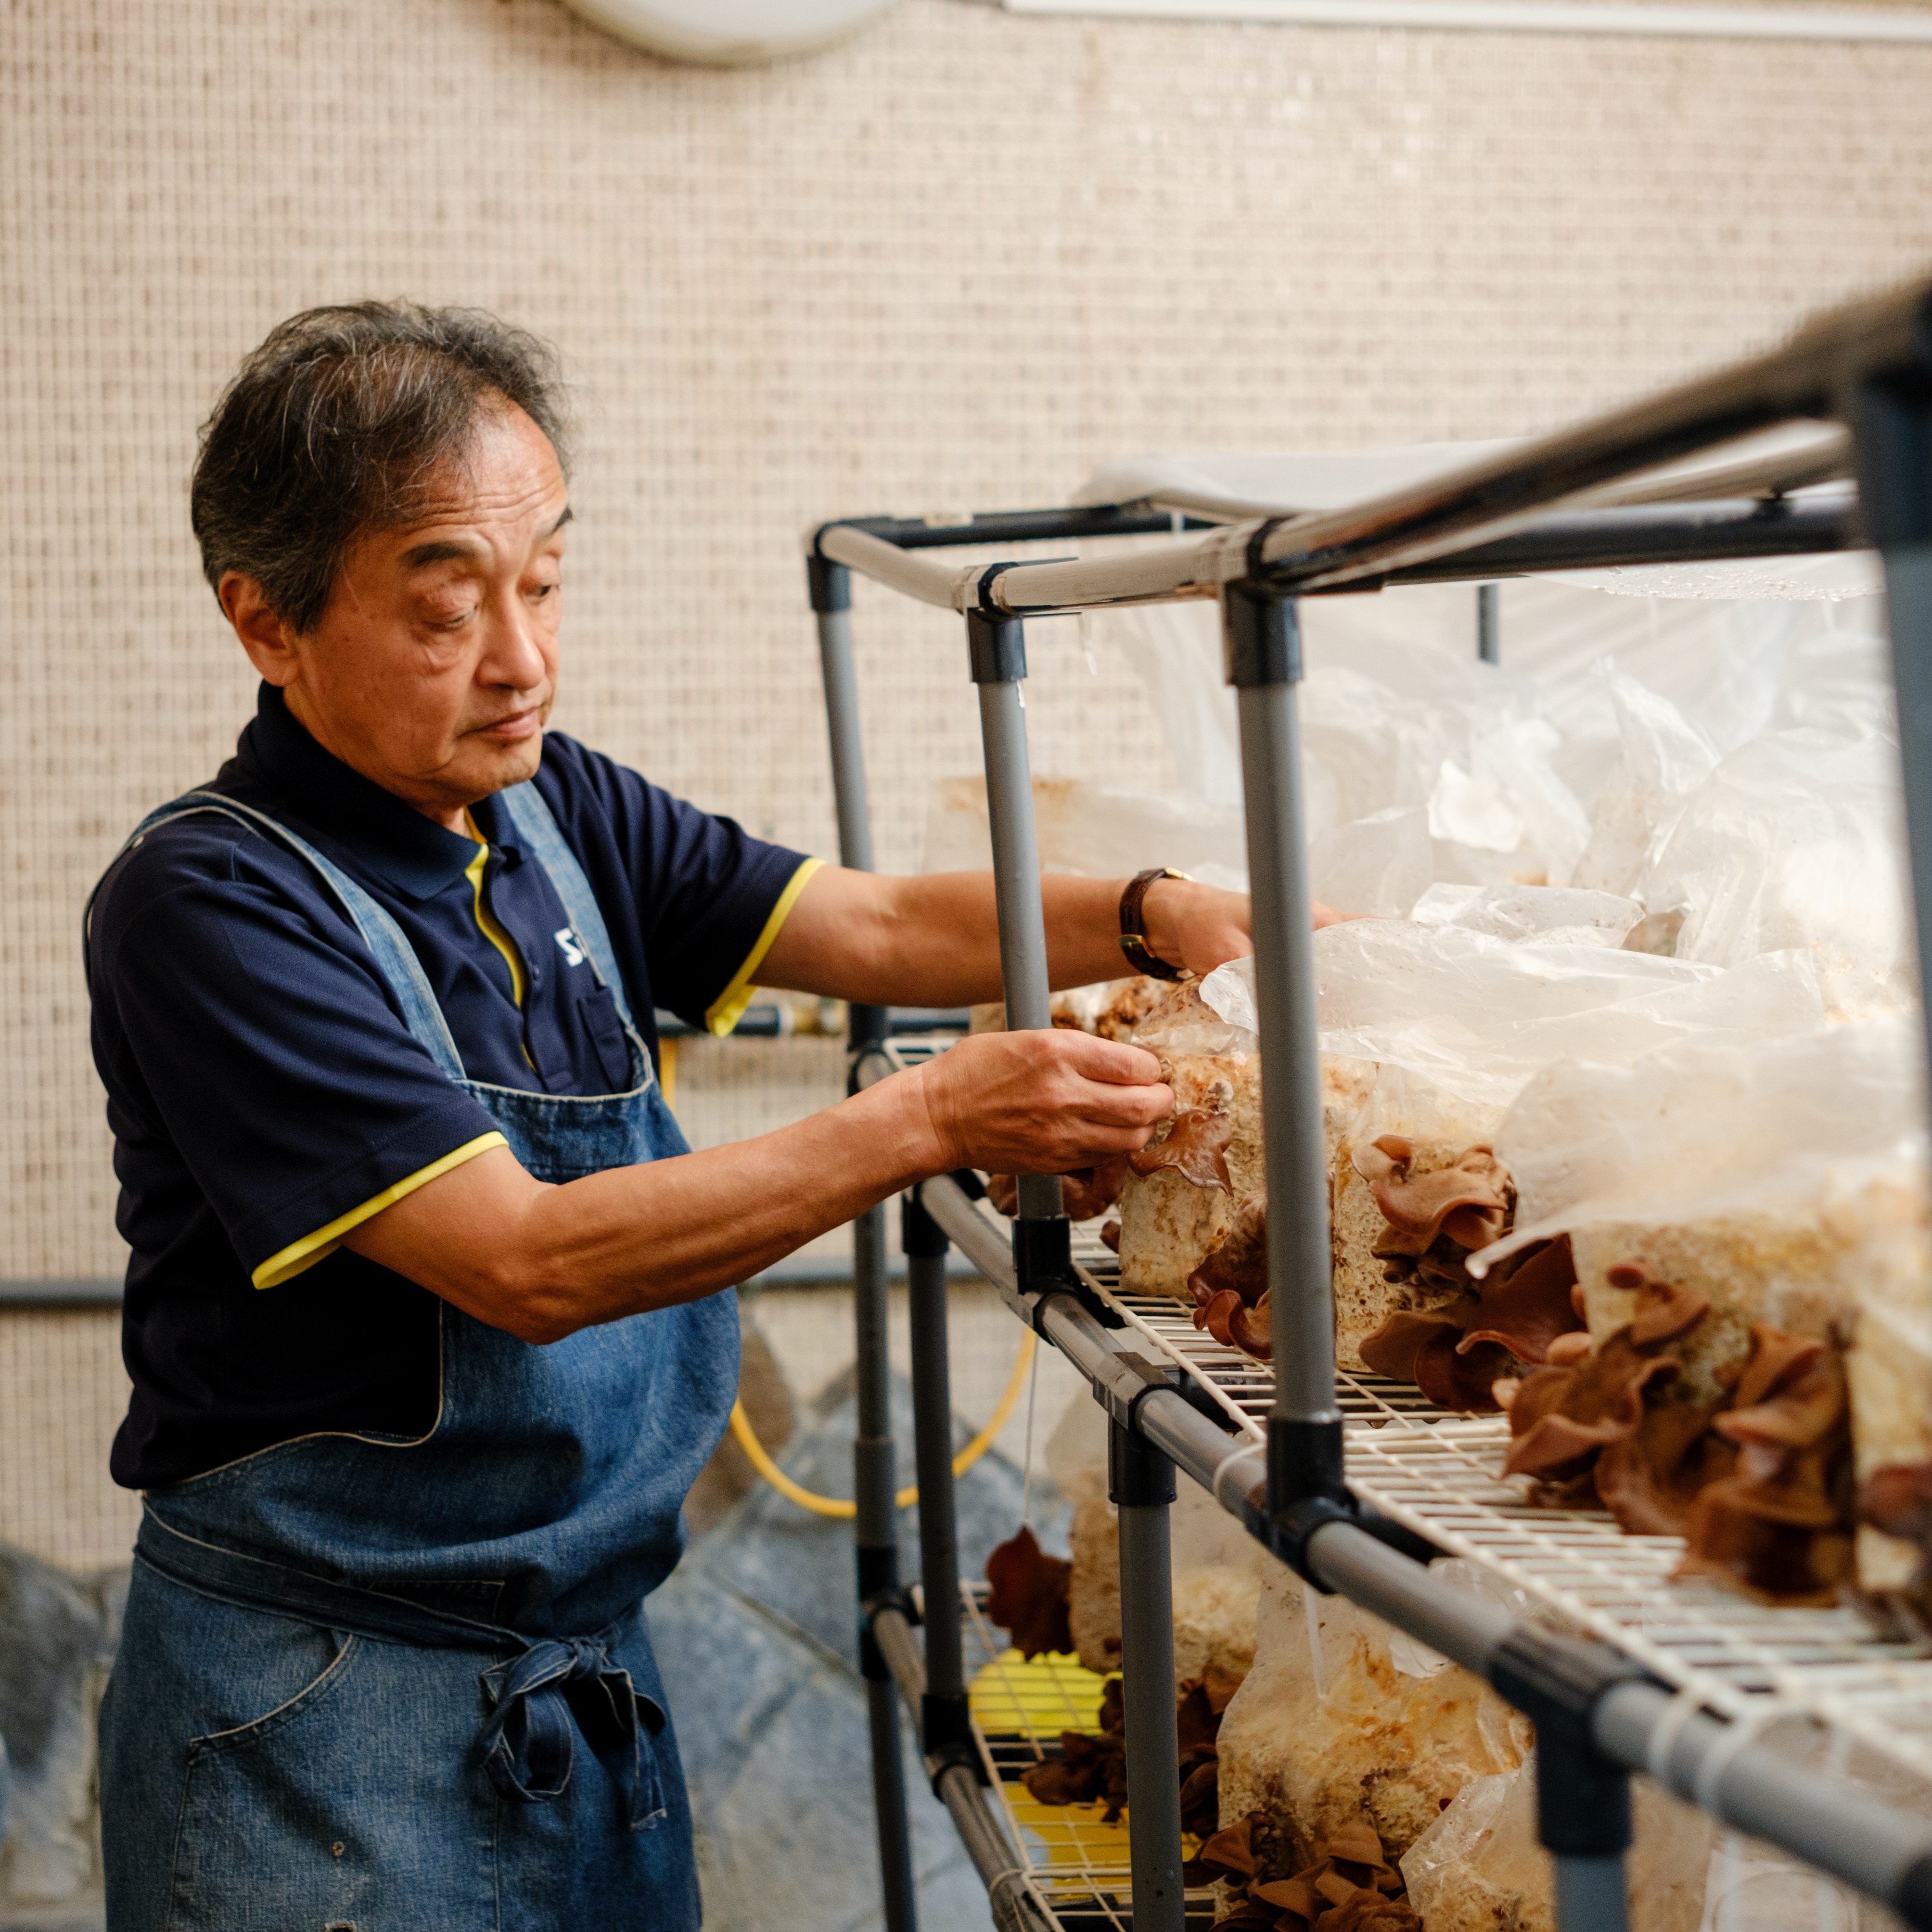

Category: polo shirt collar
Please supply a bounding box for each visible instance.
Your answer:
[243,683,486,901]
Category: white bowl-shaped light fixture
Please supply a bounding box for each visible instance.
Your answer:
[560,0,898,64]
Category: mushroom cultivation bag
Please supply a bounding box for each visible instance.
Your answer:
[1642,725,1913,1020]
[1200,919,1825,1113]
[1399,1746,1713,1932]
[1482,1018,1932,1606]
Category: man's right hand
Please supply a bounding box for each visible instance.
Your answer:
[911,1029,1173,1178]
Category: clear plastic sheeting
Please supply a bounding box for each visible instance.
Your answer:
[1203,926,1825,1111]
[1643,726,1913,1019]
[1400,1747,1716,1932]
[1487,1015,1928,1264]
[1410,881,1646,948]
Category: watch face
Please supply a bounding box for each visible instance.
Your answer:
[560,0,897,64]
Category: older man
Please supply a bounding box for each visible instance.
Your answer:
[86,303,1267,1931]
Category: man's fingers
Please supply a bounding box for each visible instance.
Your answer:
[1047,1032,1163,1084]
[1071,1077,1173,1127]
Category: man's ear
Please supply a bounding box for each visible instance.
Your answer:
[219,573,301,687]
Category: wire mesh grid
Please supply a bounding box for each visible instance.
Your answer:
[950,1200,1932,1801]
[960,1582,1218,1931]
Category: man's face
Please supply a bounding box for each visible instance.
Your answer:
[223,403,570,827]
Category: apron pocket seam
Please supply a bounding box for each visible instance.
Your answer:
[188,1631,363,1757]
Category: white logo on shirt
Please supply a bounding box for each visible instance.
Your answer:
[554,927,585,968]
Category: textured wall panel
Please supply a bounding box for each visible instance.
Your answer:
[2,0,1930,1559]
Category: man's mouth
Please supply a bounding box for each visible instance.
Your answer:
[472,707,544,744]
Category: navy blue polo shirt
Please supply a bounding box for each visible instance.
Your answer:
[88,685,815,1490]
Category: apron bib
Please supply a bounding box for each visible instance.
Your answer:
[96,782,737,1932]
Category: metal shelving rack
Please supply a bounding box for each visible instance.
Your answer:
[804,273,1932,1932]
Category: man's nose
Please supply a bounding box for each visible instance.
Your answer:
[481,587,550,690]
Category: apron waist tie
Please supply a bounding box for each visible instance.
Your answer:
[134,1512,668,1831]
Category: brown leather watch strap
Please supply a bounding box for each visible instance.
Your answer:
[1119,867,1192,981]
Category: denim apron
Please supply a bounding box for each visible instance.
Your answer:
[96,783,738,1932]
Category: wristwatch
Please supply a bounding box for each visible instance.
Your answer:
[1119,867,1193,981]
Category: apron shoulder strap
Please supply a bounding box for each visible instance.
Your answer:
[101,791,467,1083]
[494,782,640,1033]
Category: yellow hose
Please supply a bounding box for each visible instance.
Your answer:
[729,1328,1039,1519]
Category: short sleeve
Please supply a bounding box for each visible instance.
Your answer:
[530,738,816,1034]
[90,827,507,1286]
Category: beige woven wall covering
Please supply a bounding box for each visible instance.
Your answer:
[3,0,1932,1563]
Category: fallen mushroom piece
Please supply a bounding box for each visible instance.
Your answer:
[1365,1144,1511,1260]
[984,1525,1074,1659]
[1131,1082,1237,1192]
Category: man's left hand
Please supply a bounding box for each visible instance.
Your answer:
[1140,875,1351,980]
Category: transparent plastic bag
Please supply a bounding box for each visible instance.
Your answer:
[919,773,1246,882]
[1400,1749,1713,1932]
[1640,726,1914,1020]
[1216,1560,1529,1865]
[1410,880,1645,948]
[1204,925,1825,1111]
[1491,1015,1926,1258]
[1571,667,1722,898]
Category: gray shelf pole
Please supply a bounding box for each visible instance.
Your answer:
[904,1188,971,1767]
[1478,581,1501,663]
[969,610,1064,1225]
[1112,1422,1187,1932]
[1222,585,1342,1500]
[812,555,918,1932]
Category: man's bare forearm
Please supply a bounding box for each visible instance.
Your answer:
[347,1073,942,1344]
[760,868,1224,1007]
[344,1025,1176,1345]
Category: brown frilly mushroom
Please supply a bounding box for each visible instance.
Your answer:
[1860,1460,1932,1545]
[1498,1264,1855,1604]
[1191,1812,1421,1932]
[1357,1236,1584,1413]
[1356,1138,1511,1260]
[984,1525,1074,1659]
[985,1158,1130,1224]
[1679,1325,1853,1606]
[1131,1079,1238,1192]
[1502,1329,1683,1481]
[1024,1673,1227,1836]
[1187,1195,1274,1360]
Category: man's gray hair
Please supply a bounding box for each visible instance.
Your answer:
[191,301,570,634]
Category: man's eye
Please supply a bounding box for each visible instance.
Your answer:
[530,582,558,601]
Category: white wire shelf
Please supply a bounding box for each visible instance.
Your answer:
[952,1197,1932,1805]
[961,1581,1220,1932]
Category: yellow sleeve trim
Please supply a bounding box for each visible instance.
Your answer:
[703,857,824,1038]
[251,1131,510,1290]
